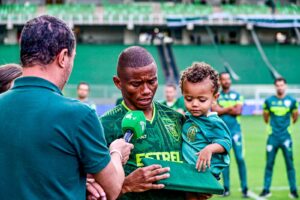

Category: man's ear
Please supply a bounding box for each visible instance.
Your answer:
[57,48,69,69]
[113,76,122,90]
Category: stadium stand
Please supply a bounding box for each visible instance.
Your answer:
[46,4,96,22]
[1,3,300,25]
[221,4,270,15]
[103,3,153,23]
[0,4,37,23]
[0,44,299,85]
[0,1,299,115]
[160,3,213,16]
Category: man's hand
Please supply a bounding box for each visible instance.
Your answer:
[86,178,106,200]
[196,147,212,172]
[121,164,170,194]
[109,139,134,165]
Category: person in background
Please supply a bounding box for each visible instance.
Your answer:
[77,81,97,110]
[0,63,22,93]
[161,83,186,114]
[212,72,249,198]
[259,77,298,199]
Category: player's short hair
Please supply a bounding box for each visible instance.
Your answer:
[274,77,286,85]
[77,82,90,90]
[20,15,76,68]
[180,62,219,94]
[219,71,230,79]
[0,63,22,93]
[165,83,177,90]
[117,46,155,76]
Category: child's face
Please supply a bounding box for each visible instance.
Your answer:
[182,78,218,117]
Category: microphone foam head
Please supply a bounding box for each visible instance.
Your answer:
[121,110,146,139]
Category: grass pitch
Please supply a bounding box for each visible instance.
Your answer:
[213,116,300,200]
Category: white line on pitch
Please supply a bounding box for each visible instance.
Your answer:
[248,190,265,200]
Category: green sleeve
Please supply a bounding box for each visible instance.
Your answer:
[74,110,111,174]
[292,99,299,113]
[263,99,269,112]
[208,120,232,154]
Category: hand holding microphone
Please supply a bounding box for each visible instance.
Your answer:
[109,111,146,165]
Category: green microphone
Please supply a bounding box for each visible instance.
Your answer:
[121,110,146,142]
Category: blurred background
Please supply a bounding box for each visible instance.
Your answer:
[0,0,300,115]
[0,1,300,199]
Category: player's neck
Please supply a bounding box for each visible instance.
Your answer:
[143,107,154,121]
[276,93,285,99]
[222,88,230,93]
[22,64,65,90]
[78,97,87,102]
[166,99,176,105]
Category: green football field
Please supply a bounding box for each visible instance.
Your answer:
[213,115,300,200]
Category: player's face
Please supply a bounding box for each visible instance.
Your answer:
[275,80,286,96]
[165,86,177,102]
[182,78,218,117]
[220,73,231,90]
[115,63,158,111]
[77,84,89,99]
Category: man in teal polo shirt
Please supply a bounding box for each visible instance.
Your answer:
[0,15,133,200]
[260,77,299,199]
[212,72,249,198]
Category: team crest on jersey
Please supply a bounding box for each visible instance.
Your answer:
[187,125,198,142]
[165,124,180,141]
[230,93,237,99]
[284,100,291,107]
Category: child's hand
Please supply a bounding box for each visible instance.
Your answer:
[195,146,212,172]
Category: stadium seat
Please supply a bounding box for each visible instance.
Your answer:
[103,4,152,23]
[0,4,37,22]
[160,3,212,17]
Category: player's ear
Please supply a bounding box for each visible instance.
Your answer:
[113,76,122,90]
[57,48,69,69]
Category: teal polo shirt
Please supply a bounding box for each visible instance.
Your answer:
[0,77,110,199]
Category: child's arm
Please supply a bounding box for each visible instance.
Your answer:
[195,144,225,172]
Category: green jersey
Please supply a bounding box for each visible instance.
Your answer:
[182,112,231,176]
[218,90,244,133]
[263,95,298,137]
[161,96,186,112]
[100,101,185,200]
